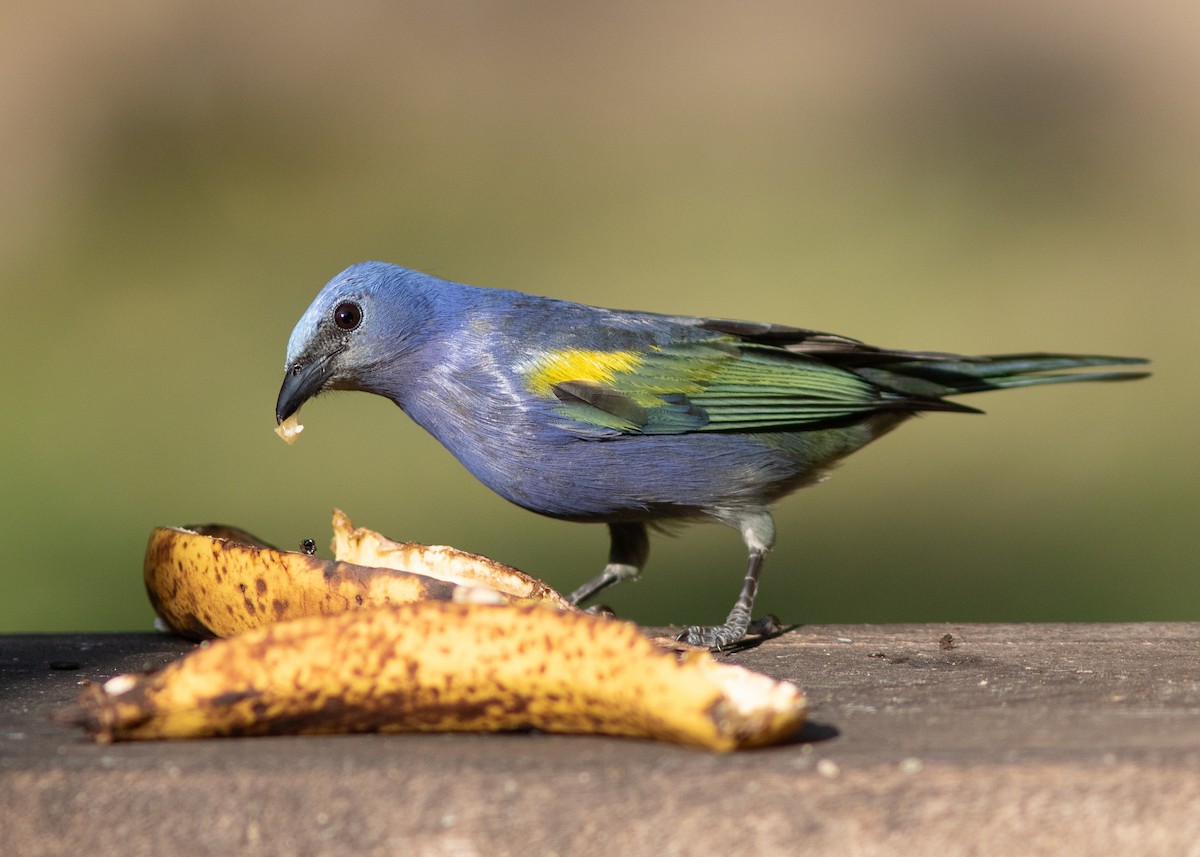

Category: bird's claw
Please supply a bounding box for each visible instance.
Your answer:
[747,614,783,636]
[678,613,784,650]
[678,623,745,651]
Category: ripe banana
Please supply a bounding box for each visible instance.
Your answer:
[146,510,573,639]
[63,602,806,751]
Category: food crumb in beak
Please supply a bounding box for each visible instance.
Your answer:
[274,415,304,445]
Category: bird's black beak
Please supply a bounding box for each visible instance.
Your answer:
[275,351,339,424]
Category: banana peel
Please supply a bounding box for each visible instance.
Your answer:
[62,602,807,751]
[329,510,570,609]
[112,510,807,750]
[145,510,573,639]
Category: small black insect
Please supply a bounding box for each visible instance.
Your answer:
[300,538,317,556]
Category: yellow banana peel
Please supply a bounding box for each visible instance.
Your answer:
[63,602,806,751]
[145,510,573,639]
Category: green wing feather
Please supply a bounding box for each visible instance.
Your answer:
[520,324,1147,438]
[532,338,900,437]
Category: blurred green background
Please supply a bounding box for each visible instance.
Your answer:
[1,2,1194,633]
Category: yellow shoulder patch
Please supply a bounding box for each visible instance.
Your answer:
[523,350,643,397]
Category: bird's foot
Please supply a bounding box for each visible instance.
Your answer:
[678,618,750,650]
[678,613,783,651]
[568,562,640,606]
[678,625,727,649]
[582,604,616,618]
[747,614,783,637]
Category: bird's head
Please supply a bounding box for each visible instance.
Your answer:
[275,262,435,425]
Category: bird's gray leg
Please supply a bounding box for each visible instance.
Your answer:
[568,521,649,606]
[681,511,775,649]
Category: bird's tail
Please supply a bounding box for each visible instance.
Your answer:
[853,353,1150,411]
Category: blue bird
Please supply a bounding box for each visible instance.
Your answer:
[276,262,1148,648]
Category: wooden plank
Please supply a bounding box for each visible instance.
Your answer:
[2,624,1198,855]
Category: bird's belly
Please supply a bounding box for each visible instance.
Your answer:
[433,422,881,522]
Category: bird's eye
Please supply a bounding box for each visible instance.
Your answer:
[333,301,362,331]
